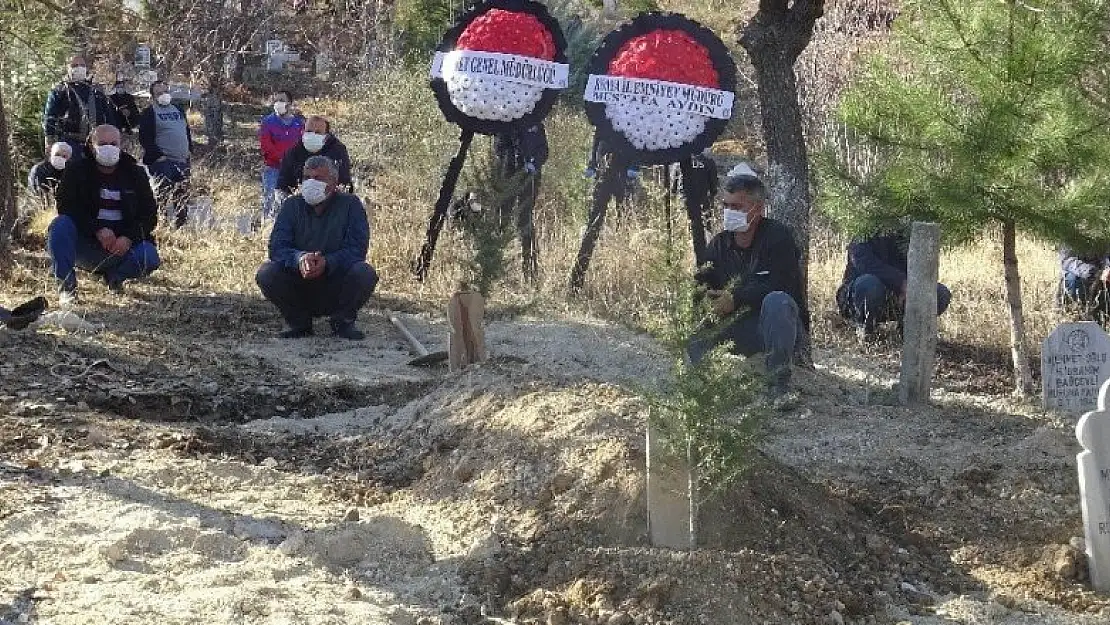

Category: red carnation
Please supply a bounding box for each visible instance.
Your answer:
[457,8,556,61]
[608,29,719,88]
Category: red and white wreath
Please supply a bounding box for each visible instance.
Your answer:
[430,0,569,134]
[584,13,737,165]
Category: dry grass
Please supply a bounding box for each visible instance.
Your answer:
[7,63,1070,365]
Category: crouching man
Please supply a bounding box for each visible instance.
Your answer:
[256,155,378,340]
[48,124,160,304]
[688,172,807,398]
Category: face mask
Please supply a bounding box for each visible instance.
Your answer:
[301,179,329,205]
[273,101,288,115]
[68,66,87,82]
[94,144,121,167]
[722,208,750,233]
[302,132,326,153]
[156,93,173,106]
[50,155,68,170]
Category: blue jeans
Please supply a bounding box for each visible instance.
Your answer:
[687,291,800,382]
[261,166,282,219]
[47,215,160,291]
[148,159,191,227]
[843,274,951,331]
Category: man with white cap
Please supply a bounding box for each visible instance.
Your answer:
[689,166,807,399]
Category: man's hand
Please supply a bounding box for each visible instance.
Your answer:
[96,228,117,252]
[110,236,132,256]
[707,290,736,316]
[299,252,326,280]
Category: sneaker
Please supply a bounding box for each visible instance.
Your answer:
[332,322,365,341]
[279,326,313,339]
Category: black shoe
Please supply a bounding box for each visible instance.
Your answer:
[332,322,365,341]
[279,326,313,339]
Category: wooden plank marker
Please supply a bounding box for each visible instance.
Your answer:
[447,288,487,372]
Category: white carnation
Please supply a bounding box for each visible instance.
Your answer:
[446,74,543,122]
[605,104,707,151]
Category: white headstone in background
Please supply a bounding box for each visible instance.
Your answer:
[1076,381,1110,592]
[135,45,151,68]
[1043,322,1110,414]
[266,39,285,71]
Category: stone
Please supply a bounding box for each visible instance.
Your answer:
[277,531,305,556]
[1077,384,1110,591]
[452,457,477,483]
[607,612,632,625]
[1053,544,1087,581]
[344,586,362,600]
[898,222,940,405]
[343,508,360,522]
[548,608,569,625]
[1044,322,1110,414]
[828,610,845,625]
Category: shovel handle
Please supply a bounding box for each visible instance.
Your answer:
[389,315,431,357]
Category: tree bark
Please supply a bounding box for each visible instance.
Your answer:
[739,0,824,318]
[204,74,226,145]
[0,89,16,272]
[1001,220,1034,396]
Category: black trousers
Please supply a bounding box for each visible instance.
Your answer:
[256,261,378,329]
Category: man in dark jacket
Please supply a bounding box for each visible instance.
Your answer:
[1060,246,1110,321]
[690,173,807,395]
[108,80,140,135]
[47,125,160,304]
[138,81,194,227]
[836,230,951,338]
[42,56,118,163]
[28,142,73,197]
[257,155,378,340]
[494,123,547,278]
[276,115,352,194]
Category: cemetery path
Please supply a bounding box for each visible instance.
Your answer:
[1,281,1109,625]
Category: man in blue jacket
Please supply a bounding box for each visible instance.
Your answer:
[256,156,378,340]
[836,229,951,339]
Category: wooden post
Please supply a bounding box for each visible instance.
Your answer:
[899,222,941,405]
[646,415,695,549]
[447,288,487,372]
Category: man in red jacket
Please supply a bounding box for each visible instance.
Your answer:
[258,90,304,224]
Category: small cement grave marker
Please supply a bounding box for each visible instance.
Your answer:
[1076,381,1110,591]
[646,417,695,549]
[1043,322,1110,414]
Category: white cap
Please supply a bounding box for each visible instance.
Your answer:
[50,142,72,157]
[727,162,759,179]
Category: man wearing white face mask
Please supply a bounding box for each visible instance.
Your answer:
[28,142,72,197]
[48,125,160,305]
[276,115,353,195]
[257,156,377,340]
[43,56,118,164]
[258,91,305,223]
[139,81,194,228]
[690,171,807,399]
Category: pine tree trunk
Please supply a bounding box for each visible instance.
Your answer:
[204,76,226,145]
[1001,220,1034,396]
[0,89,16,272]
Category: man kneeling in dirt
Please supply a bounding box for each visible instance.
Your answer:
[48,124,160,305]
[688,172,807,398]
[256,155,378,340]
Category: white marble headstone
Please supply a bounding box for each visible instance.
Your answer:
[1076,381,1110,592]
[1043,322,1110,414]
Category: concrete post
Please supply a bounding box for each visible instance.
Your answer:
[899,221,941,405]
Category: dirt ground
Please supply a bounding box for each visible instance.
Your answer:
[2,252,1110,625]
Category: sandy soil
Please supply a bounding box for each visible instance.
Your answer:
[3,285,1110,625]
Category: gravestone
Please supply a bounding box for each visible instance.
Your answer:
[1076,381,1110,591]
[134,45,151,69]
[899,222,940,405]
[1042,322,1110,414]
[265,40,285,71]
[646,418,695,549]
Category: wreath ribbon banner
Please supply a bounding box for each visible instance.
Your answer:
[584,74,734,120]
[432,50,570,90]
